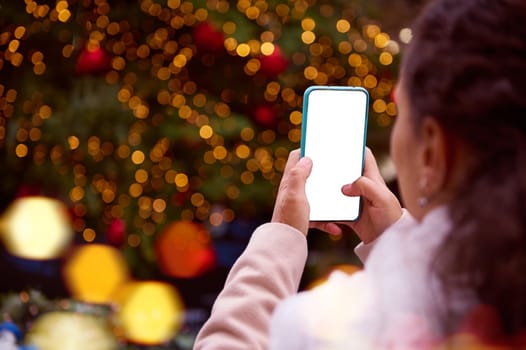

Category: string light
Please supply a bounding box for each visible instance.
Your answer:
[0,0,399,252]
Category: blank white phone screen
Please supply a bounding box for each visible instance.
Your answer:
[302,87,368,221]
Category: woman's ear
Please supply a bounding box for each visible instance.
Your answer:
[418,116,449,198]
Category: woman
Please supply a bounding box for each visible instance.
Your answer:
[194,0,526,348]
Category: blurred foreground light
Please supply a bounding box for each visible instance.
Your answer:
[114,281,184,345]
[307,264,362,290]
[0,196,73,260]
[63,244,130,304]
[25,311,118,350]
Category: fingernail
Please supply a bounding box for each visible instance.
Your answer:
[298,157,311,167]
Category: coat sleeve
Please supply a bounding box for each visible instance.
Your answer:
[193,222,308,350]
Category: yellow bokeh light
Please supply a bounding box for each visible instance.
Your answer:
[301,18,315,31]
[83,228,96,242]
[0,197,73,260]
[25,311,118,350]
[213,145,228,160]
[167,0,181,9]
[30,128,42,141]
[288,128,301,143]
[241,171,254,184]
[289,111,302,125]
[39,105,52,119]
[240,127,254,141]
[8,40,20,53]
[235,144,251,159]
[171,94,186,108]
[223,21,236,35]
[386,101,397,116]
[63,244,130,304]
[379,51,393,66]
[135,169,149,183]
[304,66,318,80]
[15,144,28,157]
[33,62,46,75]
[58,9,71,22]
[199,125,213,139]
[191,193,205,207]
[14,26,26,39]
[56,0,68,11]
[355,64,369,77]
[260,42,274,56]
[114,281,184,345]
[363,74,378,89]
[245,6,260,20]
[96,15,110,29]
[70,186,85,202]
[348,53,362,67]
[178,105,193,119]
[336,19,350,33]
[172,54,187,68]
[374,33,390,48]
[174,173,188,187]
[131,150,145,164]
[129,183,143,198]
[31,51,43,64]
[373,99,387,113]
[301,31,316,44]
[152,199,166,213]
[236,43,250,57]
[224,37,237,51]
[157,67,171,80]
[348,76,362,86]
[365,24,380,38]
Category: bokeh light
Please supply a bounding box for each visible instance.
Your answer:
[25,311,118,350]
[155,221,215,278]
[113,281,184,345]
[63,244,130,304]
[0,196,73,260]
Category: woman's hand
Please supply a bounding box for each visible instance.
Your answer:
[312,148,402,243]
[271,149,313,236]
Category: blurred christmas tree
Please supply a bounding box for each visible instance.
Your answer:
[0,0,406,347]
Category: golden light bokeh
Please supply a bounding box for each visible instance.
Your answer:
[0,196,73,260]
[0,0,399,258]
[113,281,185,345]
[63,244,130,304]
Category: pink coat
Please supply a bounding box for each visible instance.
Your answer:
[194,208,471,349]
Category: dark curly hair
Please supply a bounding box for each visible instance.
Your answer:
[402,0,526,337]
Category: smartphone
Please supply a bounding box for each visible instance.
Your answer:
[300,86,369,221]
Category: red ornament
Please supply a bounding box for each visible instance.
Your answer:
[106,218,126,247]
[155,221,216,279]
[75,47,111,75]
[193,22,225,53]
[253,104,279,127]
[259,45,289,78]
